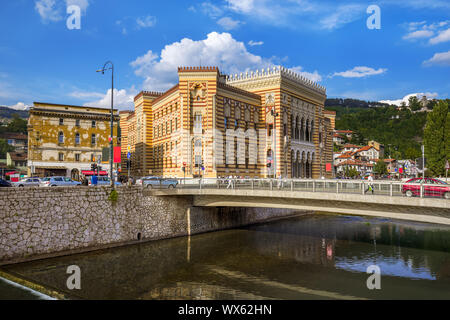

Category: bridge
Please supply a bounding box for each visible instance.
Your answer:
[145,178,450,226]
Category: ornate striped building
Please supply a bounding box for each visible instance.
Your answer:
[122,66,333,179]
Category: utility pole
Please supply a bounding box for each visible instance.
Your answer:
[97,61,115,189]
[421,145,425,179]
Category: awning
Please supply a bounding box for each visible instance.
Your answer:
[35,166,67,169]
[81,170,108,176]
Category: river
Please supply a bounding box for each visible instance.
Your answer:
[1,213,450,300]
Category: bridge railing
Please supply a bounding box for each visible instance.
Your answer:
[173,178,449,200]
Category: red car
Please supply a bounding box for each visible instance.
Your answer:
[402,178,450,199]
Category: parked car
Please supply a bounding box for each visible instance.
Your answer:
[402,177,450,199]
[40,176,82,187]
[12,177,41,187]
[0,179,12,187]
[140,176,178,189]
[88,176,122,186]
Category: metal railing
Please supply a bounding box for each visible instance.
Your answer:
[167,178,450,200]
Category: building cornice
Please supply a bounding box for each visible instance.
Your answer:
[30,108,120,121]
[226,66,326,96]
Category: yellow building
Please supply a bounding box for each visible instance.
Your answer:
[27,102,119,179]
[122,66,333,179]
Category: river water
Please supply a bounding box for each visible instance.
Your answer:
[1,213,450,300]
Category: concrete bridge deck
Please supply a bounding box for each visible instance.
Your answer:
[146,186,450,226]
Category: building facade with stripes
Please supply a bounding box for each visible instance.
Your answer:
[122,66,333,179]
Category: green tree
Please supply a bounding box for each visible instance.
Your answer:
[424,100,449,176]
[0,138,14,158]
[404,147,421,160]
[374,159,388,175]
[7,114,27,133]
[409,96,421,111]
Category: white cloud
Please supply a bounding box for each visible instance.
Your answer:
[6,102,32,111]
[35,0,89,23]
[217,17,243,30]
[66,0,89,12]
[402,20,449,43]
[130,32,269,91]
[136,16,157,29]
[423,50,450,66]
[385,0,450,10]
[226,0,255,13]
[130,32,322,92]
[84,88,137,111]
[248,40,264,46]
[35,0,63,22]
[69,91,105,100]
[319,4,365,30]
[379,92,439,106]
[201,2,224,18]
[332,66,387,78]
[403,30,434,40]
[429,28,450,44]
[289,66,322,82]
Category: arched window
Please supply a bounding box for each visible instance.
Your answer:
[58,132,64,144]
[75,133,80,145]
[305,120,310,142]
[91,133,96,145]
[300,118,304,141]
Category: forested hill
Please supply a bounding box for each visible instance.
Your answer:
[0,106,28,120]
[334,106,427,159]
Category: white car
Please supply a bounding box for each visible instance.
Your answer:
[12,177,41,187]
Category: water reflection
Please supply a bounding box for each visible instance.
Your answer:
[2,214,450,300]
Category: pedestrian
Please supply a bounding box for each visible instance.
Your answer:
[365,173,374,195]
[227,175,233,189]
[277,174,283,189]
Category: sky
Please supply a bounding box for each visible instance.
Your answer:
[0,0,449,111]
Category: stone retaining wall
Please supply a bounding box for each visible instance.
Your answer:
[0,186,305,265]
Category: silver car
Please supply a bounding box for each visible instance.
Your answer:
[141,176,178,189]
[40,176,82,187]
[12,177,41,187]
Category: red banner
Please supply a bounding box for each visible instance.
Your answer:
[326,163,332,172]
[114,146,121,163]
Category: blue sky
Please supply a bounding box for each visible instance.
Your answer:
[0,0,449,110]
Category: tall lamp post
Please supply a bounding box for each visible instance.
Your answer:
[96,61,115,189]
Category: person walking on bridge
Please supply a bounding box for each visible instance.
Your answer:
[226,175,233,189]
[365,173,374,195]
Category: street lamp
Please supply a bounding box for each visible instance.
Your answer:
[96,61,115,189]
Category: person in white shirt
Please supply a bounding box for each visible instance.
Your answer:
[365,173,374,194]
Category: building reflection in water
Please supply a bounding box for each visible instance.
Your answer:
[3,213,450,300]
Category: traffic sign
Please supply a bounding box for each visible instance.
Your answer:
[183,162,187,166]
[127,152,131,159]
[127,145,131,152]
[446,160,450,170]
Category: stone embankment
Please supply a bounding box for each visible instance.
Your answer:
[0,186,305,265]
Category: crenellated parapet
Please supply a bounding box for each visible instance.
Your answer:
[226,66,326,95]
[178,66,219,72]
